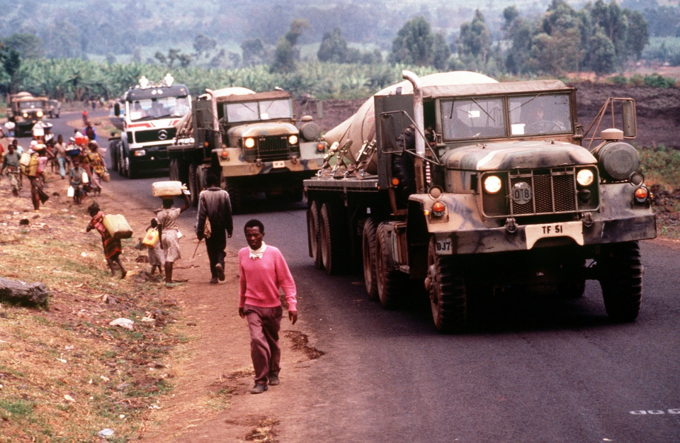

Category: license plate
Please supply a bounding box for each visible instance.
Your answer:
[525,221,583,249]
[273,161,285,168]
[435,238,453,255]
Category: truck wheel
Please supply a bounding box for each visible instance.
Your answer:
[118,145,126,176]
[125,156,137,179]
[307,200,323,269]
[319,201,347,275]
[225,179,242,214]
[426,237,467,332]
[110,141,119,173]
[187,164,199,207]
[598,242,643,322]
[362,217,379,300]
[169,159,179,181]
[376,223,404,309]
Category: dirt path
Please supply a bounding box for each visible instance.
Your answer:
[84,184,318,442]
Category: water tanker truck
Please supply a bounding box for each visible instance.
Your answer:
[304,70,656,332]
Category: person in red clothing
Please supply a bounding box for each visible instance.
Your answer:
[238,219,297,394]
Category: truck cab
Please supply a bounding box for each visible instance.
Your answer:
[9,92,48,136]
[109,75,191,178]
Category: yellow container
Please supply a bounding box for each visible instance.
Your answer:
[142,228,159,248]
[102,214,133,239]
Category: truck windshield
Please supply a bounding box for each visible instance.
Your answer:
[225,99,292,123]
[508,94,572,136]
[18,101,45,109]
[441,98,506,140]
[127,96,190,121]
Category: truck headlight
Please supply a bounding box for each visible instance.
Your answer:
[22,112,28,118]
[483,175,502,194]
[244,138,255,149]
[288,135,298,145]
[576,169,594,186]
[37,111,43,117]
[133,149,146,157]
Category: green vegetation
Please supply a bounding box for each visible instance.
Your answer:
[639,145,680,190]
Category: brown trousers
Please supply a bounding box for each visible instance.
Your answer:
[244,304,283,385]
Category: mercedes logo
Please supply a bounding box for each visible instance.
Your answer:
[158,129,168,140]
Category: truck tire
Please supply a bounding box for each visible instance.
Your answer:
[376,222,405,309]
[110,140,119,172]
[307,200,323,269]
[118,145,126,176]
[188,164,199,207]
[362,217,379,300]
[169,159,179,181]
[225,179,242,214]
[126,157,137,179]
[426,237,467,332]
[319,201,347,275]
[598,242,643,322]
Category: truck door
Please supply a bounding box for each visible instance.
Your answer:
[374,94,415,191]
[193,99,215,161]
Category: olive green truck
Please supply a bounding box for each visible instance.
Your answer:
[304,70,656,332]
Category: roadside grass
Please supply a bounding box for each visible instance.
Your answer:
[639,144,680,239]
[0,190,184,441]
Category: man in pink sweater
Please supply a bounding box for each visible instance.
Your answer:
[238,219,298,394]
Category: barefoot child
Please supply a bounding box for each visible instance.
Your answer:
[146,218,165,276]
[86,203,127,279]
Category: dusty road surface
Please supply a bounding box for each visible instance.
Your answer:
[35,95,679,442]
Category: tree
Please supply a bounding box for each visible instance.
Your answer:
[588,30,617,75]
[241,39,267,66]
[389,16,435,66]
[270,19,308,73]
[458,10,491,63]
[155,49,192,68]
[193,34,218,60]
[432,33,451,70]
[318,28,349,63]
[2,33,43,59]
[0,47,21,94]
[624,9,649,61]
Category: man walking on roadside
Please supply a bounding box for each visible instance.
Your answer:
[196,174,233,284]
[238,219,297,394]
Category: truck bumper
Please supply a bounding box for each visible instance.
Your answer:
[432,213,657,255]
[129,145,169,170]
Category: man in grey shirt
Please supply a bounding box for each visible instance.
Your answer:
[196,173,233,284]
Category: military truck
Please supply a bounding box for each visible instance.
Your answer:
[8,92,49,136]
[168,87,325,212]
[304,70,656,332]
[109,75,191,178]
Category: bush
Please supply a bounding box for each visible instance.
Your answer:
[639,144,680,190]
[643,73,676,88]
[608,74,628,85]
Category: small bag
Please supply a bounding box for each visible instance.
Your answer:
[102,214,133,239]
[82,171,89,184]
[101,170,110,183]
[142,228,159,248]
[67,186,75,198]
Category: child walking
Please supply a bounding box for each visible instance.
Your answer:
[146,218,165,276]
[86,203,127,279]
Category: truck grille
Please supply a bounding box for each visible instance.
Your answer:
[134,128,177,144]
[257,137,290,161]
[510,169,577,216]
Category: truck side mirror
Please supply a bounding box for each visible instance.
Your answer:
[114,103,121,117]
[621,99,636,138]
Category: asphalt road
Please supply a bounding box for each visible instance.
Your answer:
[43,111,680,442]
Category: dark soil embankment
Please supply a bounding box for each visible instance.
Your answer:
[296,83,680,150]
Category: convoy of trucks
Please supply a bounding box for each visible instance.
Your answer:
[304,70,656,332]
[167,87,325,213]
[109,75,192,178]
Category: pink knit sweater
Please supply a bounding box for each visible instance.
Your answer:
[238,246,297,311]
